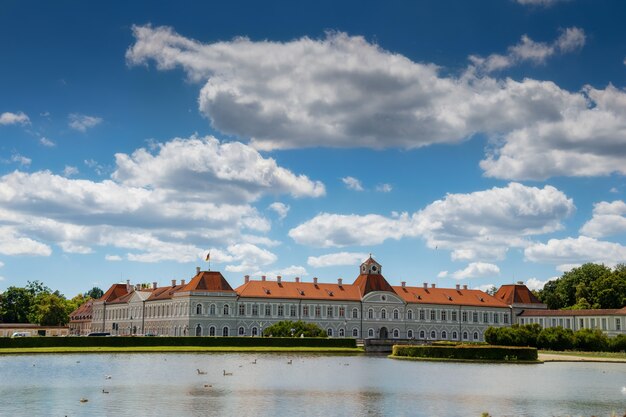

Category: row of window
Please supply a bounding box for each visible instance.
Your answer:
[520,316,622,331]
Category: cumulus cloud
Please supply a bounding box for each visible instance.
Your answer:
[469,28,585,74]
[376,183,392,193]
[105,255,122,261]
[525,277,558,291]
[437,270,448,278]
[223,243,277,272]
[451,262,500,280]
[68,113,102,132]
[524,236,626,270]
[342,176,364,191]
[307,252,369,268]
[39,137,55,147]
[579,200,626,238]
[268,202,290,220]
[290,182,574,261]
[0,135,323,263]
[62,166,79,177]
[11,154,31,167]
[0,111,30,126]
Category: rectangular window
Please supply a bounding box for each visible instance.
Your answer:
[419,310,425,321]
[601,318,607,330]
[290,305,296,317]
[552,318,557,327]
[339,307,345,318]
[265,305,271,317]
[493,313,499,324]
[539,318,544,327]
[616,318,621,331]
[503,314,509,324]
[277,305,284,317]
[252,305,258,316]
[579,318,584,328]
[315,306,321,318]
[239,304,245,316]
[441,311,447,321]
[590,318,596,328]
[473,312,478,323]
[462,312,468,322]
[327,306,333,318]
[565,318,571,329]
[451,311,457,322]
[559,318,564,327]
[483,312,489,323]
[430,310,436,321]
[302,306,309,317]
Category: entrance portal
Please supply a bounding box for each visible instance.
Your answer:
[379,327,388,339]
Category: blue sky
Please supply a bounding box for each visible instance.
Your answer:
[1,0,625,297]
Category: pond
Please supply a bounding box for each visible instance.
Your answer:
[0,353,624,416]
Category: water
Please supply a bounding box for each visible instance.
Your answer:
[0,353,624,417]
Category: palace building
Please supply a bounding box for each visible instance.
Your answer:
[86,256,519,341]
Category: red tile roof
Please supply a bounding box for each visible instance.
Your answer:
[520,307,626,317]
[352,273,396,297]
[494,284,543,305]
[147,285,187,301]
[180,271,235,293]
[99,284,129,302]
[235,280,362,301]
[69,299,93,321]
[393,285,509,308]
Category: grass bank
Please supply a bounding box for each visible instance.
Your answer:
[0,346,363,355]
[539,350,626,363]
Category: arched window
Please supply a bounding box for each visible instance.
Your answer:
[209,326,216,336]
[368,309,374,319]
[419,330,425,339]
[368,328,374,338]
[407,329,414,338]
[252,327,258,337]
[352,328,358,337]
[210,304,216,315]
[463,331,468,340]
[441,330,447,339]
[339,328,345,337]
[381,309,387,319]
[196,304,202,315]
[195,324,202,337]
[393,329,399,338]
[407,310,413,320]
[393,309,399,320]
[222,326,229,337]
[473,332,479,341]
[238,326,245,336]
[430,330,436,339]
[327,328,333,337]
[352,308,358,319]
[452,331,458,340]
[223,304,229,316]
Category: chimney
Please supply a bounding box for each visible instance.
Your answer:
[244,275,250,283]
[277,275,282,284]
[431,283,436,288]
[463,284,468,290]
[517,281,524,285]
[135,284,141,291]
[456,284,460,290]
[423,282,428,289]
[126,279,131,292]
[262,275,266,281]
[181,279,185,286]
[401,281,406,288]
[313,277,318,285]
[295,277,300,283]
[338,278,343,286]
[196,266,201,274]
[152,282,157,290]
[171,279,176,287]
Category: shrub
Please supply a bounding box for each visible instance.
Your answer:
[484,324,541,347]
[536,327,574,351]
[573,328,609,351]
[392,344,538,361]
[608,334,626,352]
[262,320,327,337]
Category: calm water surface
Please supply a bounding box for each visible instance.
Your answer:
[0,353,624,417]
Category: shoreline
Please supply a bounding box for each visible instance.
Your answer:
[0,346,364,355]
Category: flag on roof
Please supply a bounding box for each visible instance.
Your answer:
[205,252,210,262]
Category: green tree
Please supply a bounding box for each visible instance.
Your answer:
[262,320,328,337]
[85,287,104,300]
[573,328,608,352]
[536,327,574,351]
[0,286,34,323]
[28,292,70,326]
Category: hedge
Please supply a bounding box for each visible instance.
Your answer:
[392,344,538,361]
[0,336,356,349]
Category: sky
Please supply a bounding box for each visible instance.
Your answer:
[1,0,625,297]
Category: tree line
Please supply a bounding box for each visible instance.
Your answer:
[535,263,626,310]
[0,281,102,326]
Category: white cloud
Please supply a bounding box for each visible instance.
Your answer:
[375,183,392,193]
[0,227,51,256]
[579,200,626,238]
[474,283,497,293]
[516,0,569,6]
[451,262,500,280]
[62,166,79,177]
[252,265,308,278]
[437,270,448,278]
[290,183,574,261]
[0,111,30,125]
[224,243,277,272]
[39,137,55,147]
[610,187,619,194]
[105,254,122,261]
[268,202,290,220]
[126,25,624,182]
[11,154,31,167]
[342,176,364,191]
[525,277,558,291]
[68,113,102,132]
[0,261,4,268]
[112,135,325,203]
[524,236,626,270]
[469,28,585,74]
[307,252,369,268]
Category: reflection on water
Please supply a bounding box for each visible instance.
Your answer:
[0,353,624,416]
